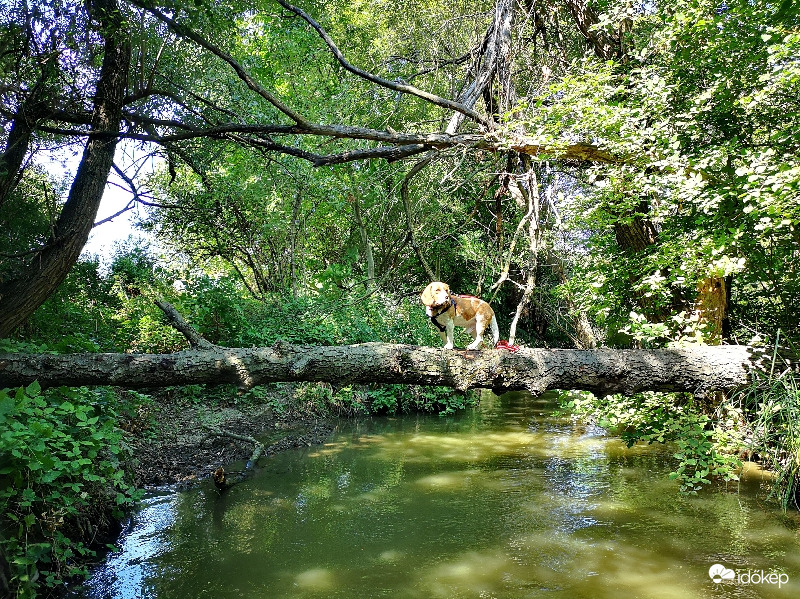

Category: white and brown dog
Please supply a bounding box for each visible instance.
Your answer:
[420,281,499,350]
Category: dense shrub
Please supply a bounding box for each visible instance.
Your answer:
[560,360,800,509]
[0,383,140,598]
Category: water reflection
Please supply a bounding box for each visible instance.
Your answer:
[78,391,800,599]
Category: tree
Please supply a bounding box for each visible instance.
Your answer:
[553,0,800,346]
[0,0,131,336]
[0,339,772,397]
[0,0,588,335]
[1,0,797,349]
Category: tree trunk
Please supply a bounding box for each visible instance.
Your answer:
[289,188,303,298]
[507,164,542,344]
[564,0,622,60]
[349,194,375,290]
[0,0,131,337]
[0,76,53,207]
[695,275,727,345]
[0,343,777,398]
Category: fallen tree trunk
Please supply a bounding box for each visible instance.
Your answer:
[0,342,778,396]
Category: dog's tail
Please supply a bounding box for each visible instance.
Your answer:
[489,314,500,346]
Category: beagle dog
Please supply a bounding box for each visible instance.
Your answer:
[420,281,499,350]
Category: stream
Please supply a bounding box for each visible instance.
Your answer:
[75,391,800,598]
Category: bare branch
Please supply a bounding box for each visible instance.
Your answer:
[403,50,474,82]
[131,0,310,126]
[92,199,135,228]
[154,299,217,350]
[401,154,437,281]
[275,0,491,128]
[310,144,429,166]
[35,117,624,167]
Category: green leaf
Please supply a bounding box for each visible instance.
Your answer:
[25,381,41,397]
[0,394,15,419]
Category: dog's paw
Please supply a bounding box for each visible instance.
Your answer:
[444,343,454,349]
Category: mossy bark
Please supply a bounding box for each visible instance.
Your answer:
[0,343,774,397]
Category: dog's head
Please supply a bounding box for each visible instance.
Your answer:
[420,281,451,311]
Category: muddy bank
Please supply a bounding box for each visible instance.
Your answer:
[124,390,334,488]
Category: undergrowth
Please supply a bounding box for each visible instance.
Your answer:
[730,362,800,511]
[289,382,474,417]
[559,341,800,509]
[0,383,141,598]
[558,390,742,494]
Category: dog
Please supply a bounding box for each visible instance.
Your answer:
[420,281,499,350]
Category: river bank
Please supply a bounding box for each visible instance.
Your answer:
[124,385,335,488]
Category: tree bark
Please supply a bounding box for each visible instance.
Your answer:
[508,168,541,344]
[349,194,375,290]
[0,0,131,337]
[0,342,778,398]
[695,275,727,345]
[564,0,623,60]
[154,300,217,350]
[0,75,54,207]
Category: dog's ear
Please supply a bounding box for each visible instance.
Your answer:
[420,284,433,305]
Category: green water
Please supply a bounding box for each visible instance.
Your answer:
[80,392,800,598]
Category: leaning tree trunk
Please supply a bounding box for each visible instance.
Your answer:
[349,194,375,290]
[0,342,780,398]
[0,0,131,337]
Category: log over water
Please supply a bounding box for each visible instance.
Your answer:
[0,342,772,396]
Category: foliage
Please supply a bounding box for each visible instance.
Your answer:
[729,339,800,510]
[0,168,66,285]
[289,382,473,417]
[1,0,798,536]
[560,353,800,509]
[0,382,140,598]
[532,0,800,347]
[558,390,741,495]
[22,258,115,351]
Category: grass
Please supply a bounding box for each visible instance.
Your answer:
[731,338,800,510]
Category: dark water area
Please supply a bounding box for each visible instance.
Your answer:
[75,391,800,598]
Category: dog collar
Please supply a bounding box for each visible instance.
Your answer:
[432,297,456,316]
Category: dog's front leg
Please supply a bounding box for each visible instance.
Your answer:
[466,321,484,350]
[444,321,455,349]
[466,331,483,350]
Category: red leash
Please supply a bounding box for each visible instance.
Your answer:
[495,340,520,352]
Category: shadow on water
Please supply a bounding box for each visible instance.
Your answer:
[76,391,800,599]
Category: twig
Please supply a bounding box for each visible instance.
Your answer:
[202,425,265,465]
[203,425,266,491]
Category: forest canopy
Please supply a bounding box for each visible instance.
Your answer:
[0,0,797,348]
